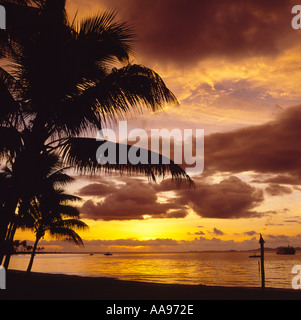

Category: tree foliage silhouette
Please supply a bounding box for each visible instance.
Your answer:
[24,162,88,272]
[0,0,191,267]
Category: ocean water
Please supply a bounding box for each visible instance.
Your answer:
[8,252,301,289]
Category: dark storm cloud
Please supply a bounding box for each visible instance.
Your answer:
[252,174,301,186]
[77,182,116,197]
[179,176,265,219]
[153,175,265,220]
[79,178,190,221]
[78,175,264,221]
[205,105,301,179]
[99,0,295,65]
[125,104,301,179]
[265,184,293,197]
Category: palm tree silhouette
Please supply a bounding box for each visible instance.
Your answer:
[2,152,87,268]
[25,185,87,273]
[0,0,191,267]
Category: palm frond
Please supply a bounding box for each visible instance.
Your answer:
[76,10,135,64]
[48,226,85,246]
[0,69,20,124]
[82,64,178,117]
[57,218,88,231]
[57,193,81,204]
[57,204,81,218]
[0,1,36,5]
[0,67,17,89]
[54,64,178,136]
[59,137,192,185]
[46,171,75,188]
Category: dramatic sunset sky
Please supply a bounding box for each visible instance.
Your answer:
[17,0,301,252]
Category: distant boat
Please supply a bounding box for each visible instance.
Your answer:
[276,246,296,255]
[104,253,113,256]
[249,253,261,258]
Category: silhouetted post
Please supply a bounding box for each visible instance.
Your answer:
[259,234,265,289]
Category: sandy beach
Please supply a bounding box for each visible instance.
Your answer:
[1,270,301,300]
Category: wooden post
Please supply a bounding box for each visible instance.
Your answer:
[259,234,265,289]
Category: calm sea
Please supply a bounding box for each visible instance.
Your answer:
[9,252,301,289]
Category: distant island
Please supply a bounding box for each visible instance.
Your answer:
[10,247,300,255]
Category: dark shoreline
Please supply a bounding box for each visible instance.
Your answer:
[1,270,301,300]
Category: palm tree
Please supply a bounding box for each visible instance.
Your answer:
[7,152,88,271]
[0,0,191,266]
[2,152,78,267]
[26,188,87,273]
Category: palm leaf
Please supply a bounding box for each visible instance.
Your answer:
[48,226,85,246]
[0,67,17,89]
[57,204,81,218]
[0,69,20,124]
[46,171,75,188]
[85,64,178,115]
[0,1,36,5]
[59,137,192,185]
[76,10,135,64]
[54,64,178,136]
[57,193,81,204]
[58,218,88,231]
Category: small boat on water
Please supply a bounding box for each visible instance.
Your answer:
[249,253,261,258]
[104,253,113,256]
[276,246,296,255]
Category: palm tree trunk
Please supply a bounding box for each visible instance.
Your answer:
[3,198,30,269]
[27,236,40,273]
[3,222,18,269]
[0,201,19,265]
[0,220,9,266]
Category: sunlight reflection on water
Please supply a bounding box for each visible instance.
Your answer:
[9,252,301,289]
